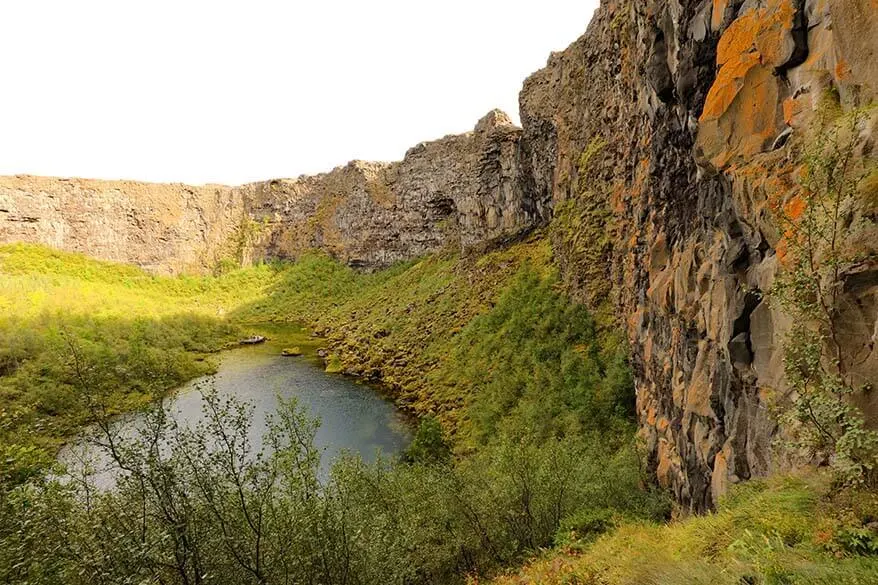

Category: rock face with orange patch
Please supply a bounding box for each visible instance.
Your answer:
[697,0,801,168]
[698,0,878,170]
[519,0,876,513]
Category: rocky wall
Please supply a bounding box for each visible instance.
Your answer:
[519,0,877,511]
[0,110,545,272]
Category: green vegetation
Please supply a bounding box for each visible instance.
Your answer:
[435,267,633,450]
[770,105,878,486]
[1,237,876,584]
[0,314,238,467]
[0,392,667,585]
[0,242,273,319]
[403,415,452,464]
[550,137,617,329]
[0,240,667,583]
[235,238,555,421]
[0,243,281,480]
[488,474,878,584]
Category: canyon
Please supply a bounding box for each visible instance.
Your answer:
[2,0,876,512]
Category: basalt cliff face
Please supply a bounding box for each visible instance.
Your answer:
[0,110,544,274]
[520,0,877,511]
[1,0,876,511]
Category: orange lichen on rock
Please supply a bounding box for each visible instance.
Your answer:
[702,0,796,123]
[698,0,799,168]
[712,0,730,32]
[783,96,805,126]
[783,193,806,221]
[774,193,808,265]
[753,0,796,66]
[715,9,760,67]
[735,66,783,155]
[776,238,790,263]
[701,51,762,121]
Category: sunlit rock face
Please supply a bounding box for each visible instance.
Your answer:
[519,0,877,511]
[0,175,246,275]
[0,109,548,272]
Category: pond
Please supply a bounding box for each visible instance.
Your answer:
[60,325,412,485]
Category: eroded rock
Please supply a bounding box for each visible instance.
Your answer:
[0,110,544,272]
[518,0,877,512]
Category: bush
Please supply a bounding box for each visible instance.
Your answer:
[439,266,635,448]
[0,390,667,585]
[0,312,241,475]
[403,415,452,464]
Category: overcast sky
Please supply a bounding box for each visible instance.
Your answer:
[1,1,599,185]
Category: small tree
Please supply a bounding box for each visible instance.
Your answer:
[403,415,451,465]
[771,104,878,485]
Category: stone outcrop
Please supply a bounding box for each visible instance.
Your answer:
[0,110,546,273]
[241,109,547,268]
[0,176,246,274]
[1,0,876,513]
[518,0,877,511]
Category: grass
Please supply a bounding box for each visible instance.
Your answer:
[485,472,878,585]
[0,244,284,472]
[233,236,557,431]
[0,243,276,319]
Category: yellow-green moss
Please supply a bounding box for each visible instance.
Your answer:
[551,138,618,334]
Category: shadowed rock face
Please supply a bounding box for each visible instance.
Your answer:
[519,0,876,511]
[0,109,547,273]
[1,0,875,512]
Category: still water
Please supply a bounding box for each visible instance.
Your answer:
[61,329,412,484]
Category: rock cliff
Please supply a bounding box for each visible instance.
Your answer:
[0,110,545,273]
[519,0,877,511]
[1,0,876,512]
[0,175,246,274]
[239,109,547,268]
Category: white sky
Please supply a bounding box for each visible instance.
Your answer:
[0,1,599,185]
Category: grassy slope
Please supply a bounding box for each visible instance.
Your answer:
[231,237,556,426]
[0,242,275,319]
[3,242,877,582]
[0,244,278,459]
[486,474,878,585]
